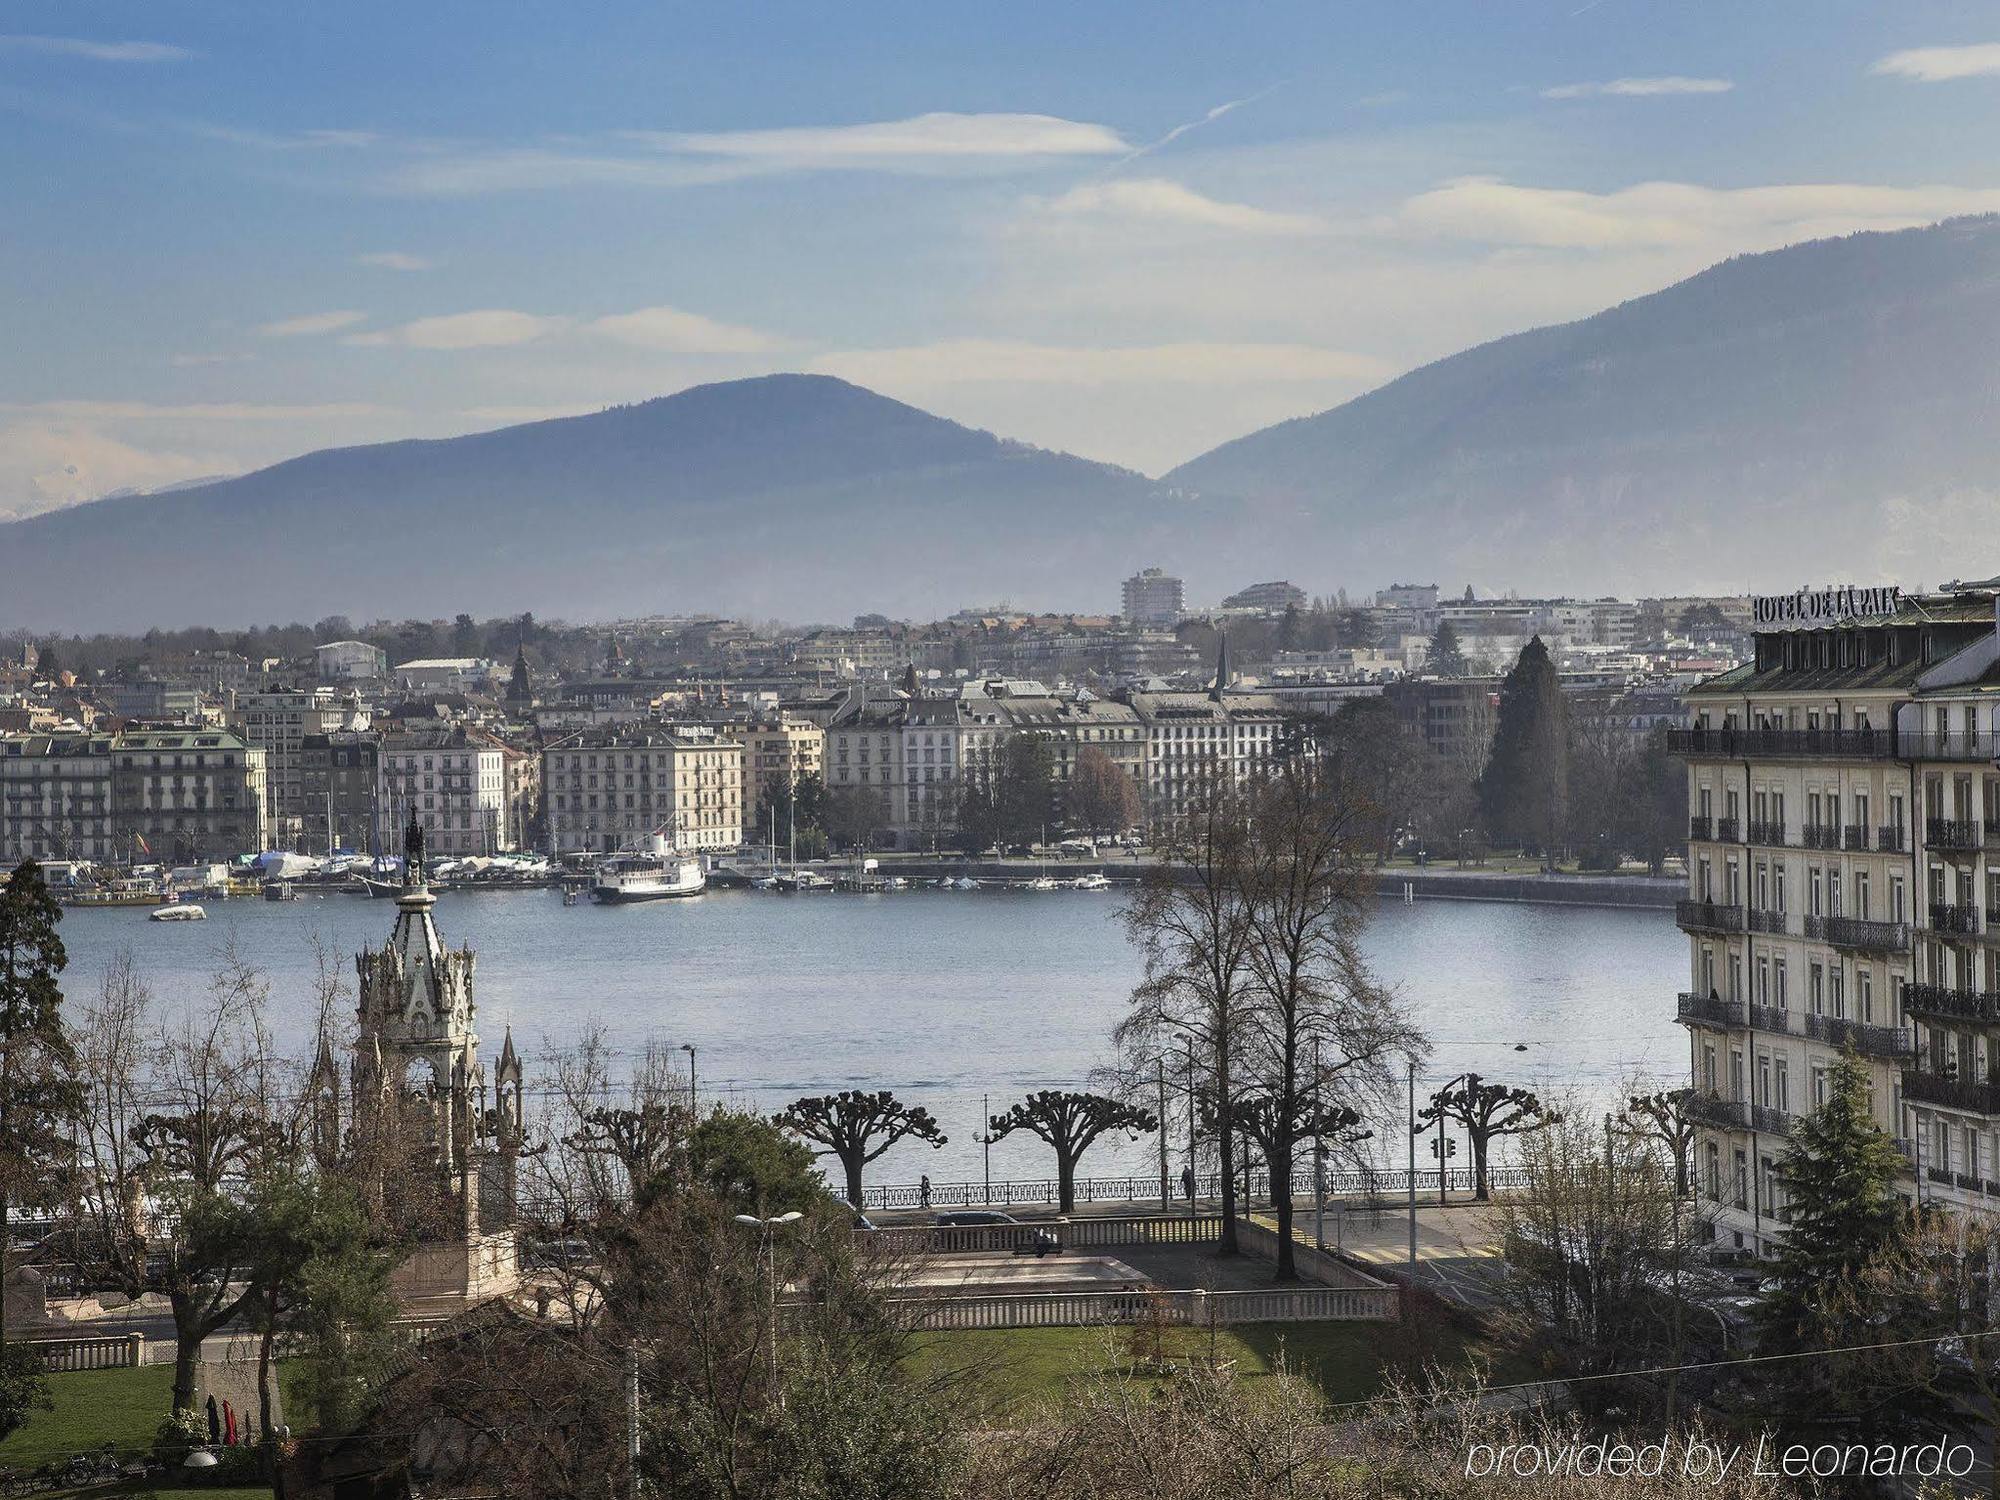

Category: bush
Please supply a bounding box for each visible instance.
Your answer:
[151,1409,208,1465]
[0,1345,51,1442]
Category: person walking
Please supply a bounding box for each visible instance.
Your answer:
[1181,1163,1195,1204]
[919,1173,932,1209]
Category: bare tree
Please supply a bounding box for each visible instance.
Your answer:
[1237,764,1426,1278]
[1619,1087,1696,1199]
[1118,766,1257,1253]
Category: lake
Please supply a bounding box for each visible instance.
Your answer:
[49,886,1687,1189]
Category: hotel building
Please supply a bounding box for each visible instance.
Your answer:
[1674,582,2000,1254]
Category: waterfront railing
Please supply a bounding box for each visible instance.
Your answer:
[858,1164,1531,1211]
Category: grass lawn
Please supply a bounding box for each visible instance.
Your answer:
[0,1363,283,1497]
[910,1313,1523,1415]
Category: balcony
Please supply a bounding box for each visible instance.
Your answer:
[1878,824,1907,852]
[1842,824,1871,851]
[1750,1104,1794,1136]
[1959,1172,1985,1192]
[1716,817,1740,843]
[1804,915,1912,953]
[1688,814,1713,841]
[1684,1094,1751,1131]
[1902,984,2000,1023]
[1749,1003,1795,1035]
[1900,730,2000,763]
[1803,1012,1913,1058]
[1802,824,1841,851]
[1903,1069,2000,1116]
[1678,992,1746,1029]
[1746,820,1789,848]
[1747,908,1789,936]
[1928,818,1982,854]
[1667,727,1894,761]
[1677,899,1744,935]
[1931,903,1981,936]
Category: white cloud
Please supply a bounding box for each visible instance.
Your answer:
[386,112,1128,195]
[0,34,190,62]
[1039,178,1324,236]
[1540,76,1734,100]
[3,400,389,422]
[588,305,789,354]
[345,309,568,350]
[256,310,367,338]
[1395,176,2000,249]
[168,353,255,368]
[1870,43,2000,82]
[355,251,434,271]
[629,111,1127,165]
[813,338,1387,389]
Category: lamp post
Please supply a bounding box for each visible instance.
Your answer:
[973,1093,998,1207]
[1156,1055,1169,1213]
[681,1043,697,1112]
[732,1210,803,1397]
[1177,1033,1197,1201]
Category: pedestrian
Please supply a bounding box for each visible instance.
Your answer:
[1181,1163,1195,1203]
[919,1173,932,1209]
[205,1394,220,1445]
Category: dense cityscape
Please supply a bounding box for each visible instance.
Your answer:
[10,2,2000,1496]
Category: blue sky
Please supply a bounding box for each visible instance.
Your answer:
[6,1,2000,517]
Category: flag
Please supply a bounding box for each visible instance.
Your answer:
[134,834,150,855]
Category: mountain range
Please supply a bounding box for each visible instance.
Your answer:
[9,214,2000,632]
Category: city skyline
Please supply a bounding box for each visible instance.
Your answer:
[8,1,2000,519]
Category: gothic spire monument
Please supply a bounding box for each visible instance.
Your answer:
[354,810,525,1309]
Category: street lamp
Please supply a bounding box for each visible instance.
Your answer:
[733,1211,803,1397]
[681,1043,697,1112]
[973,1093,998,1207]
[1175,1034,1197,1201]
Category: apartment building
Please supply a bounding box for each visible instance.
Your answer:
[1673,582,2000,1256]
[0,734,115,863]
[1121,567,1185,627]
[237,687,363,849]
[110,729,268,862]
[299,732,381,855]
[377,727,512,857]
[543,727,744,854]
[739,716,825,839]
[1128,687,1284,820]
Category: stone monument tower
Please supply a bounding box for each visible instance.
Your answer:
[354,811,525,1310]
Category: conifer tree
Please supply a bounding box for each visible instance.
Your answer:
[1477,636,1569,855]
[1760,1048,1905,1351]
[1424,621,1469,678]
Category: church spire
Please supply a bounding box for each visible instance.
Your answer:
[1211,630,1231,701]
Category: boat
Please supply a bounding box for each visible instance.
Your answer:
[262,880,297,902]
[352,874,403,899]
[148,903,206,922]
[881,876,909,892]
[774,868,833,892]
[749,876,779,891]
[591,833,705,903]
[1025,875,1060,892]
[950,876,979,891]
[1070,873,1112,892]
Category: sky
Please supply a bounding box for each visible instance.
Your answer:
[6,1,2000,520]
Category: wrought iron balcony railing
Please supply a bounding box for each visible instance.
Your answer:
[1677,900,1744,935]
[1746,820,1789,848]
[1929,818,1982,853]
[1684,1094,1751,1131]
[1748,1003,1795,1035]
[1931,902,1982,936]
[1668,727,1894,760]
[1803,1012,1913,1058]
[1843,824,1870,851]
[1747,908,1789,935]
[1902,984,2000,1023]
[1878,823,1906,852]
[1677,992,1746,1029]
[1804,915,1911,953]
[1904,1069,2000,1116]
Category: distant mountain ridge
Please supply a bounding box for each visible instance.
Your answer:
[1,375,1223,632]
[1167,214,2000,596]
[11,217,2000,631]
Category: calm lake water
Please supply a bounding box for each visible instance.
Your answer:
[49,887,1687,1188]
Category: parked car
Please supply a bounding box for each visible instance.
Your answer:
[850,1211,877,1231]
[932,1210,1060,1255]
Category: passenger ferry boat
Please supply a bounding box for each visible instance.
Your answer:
[591,832,705,903]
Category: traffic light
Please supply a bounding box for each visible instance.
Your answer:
[1429,1136,1458,1160]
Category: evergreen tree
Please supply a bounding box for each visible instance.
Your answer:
[1761,1049,1905,1352]
[0,863,83,1366]
[1424,621,1469,678]
[1477,636,1569,856]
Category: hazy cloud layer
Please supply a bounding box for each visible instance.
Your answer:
[1871,43,2000,82]
[0,34,190,62]
[1540,77,1733,100]
[257,310,367,337]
